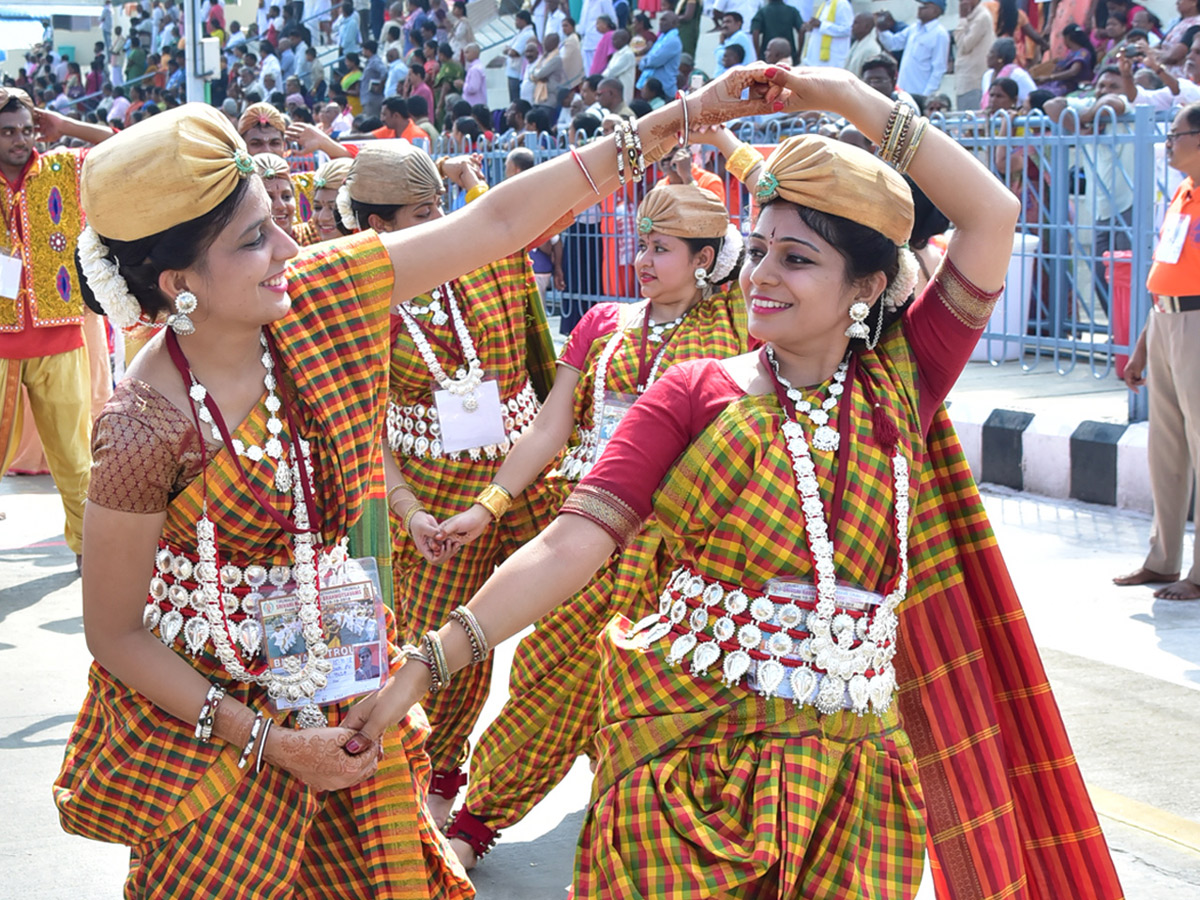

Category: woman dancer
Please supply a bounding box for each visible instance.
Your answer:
[310,157,354,243]
[440,181,753,865]
[254,152,314,244]
[343,65,1124,900]
[54,66,765,897]
[338,140,560,824]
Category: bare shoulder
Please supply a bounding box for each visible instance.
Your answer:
[718,350,773,396]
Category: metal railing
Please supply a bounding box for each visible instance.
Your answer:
[427,106,1172,421]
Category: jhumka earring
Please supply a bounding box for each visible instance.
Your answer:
[844,301,871,340]
[168,290,198,335]
[694,267,708,290]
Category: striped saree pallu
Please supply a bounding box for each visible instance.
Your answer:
[54,236,472,898]
[463,287,752,829]
[390,251,560,775]
[577,617,926,900]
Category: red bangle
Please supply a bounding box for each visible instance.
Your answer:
[570,147,599,194]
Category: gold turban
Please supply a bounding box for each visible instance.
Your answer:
[636,183,729,240]
[82,103,255,242]
[756,135,914,247]
[253,152,291,179]
[344,141,444,207]
[0,86,35,116]
[238,102,288,136]
[313,157,353,192]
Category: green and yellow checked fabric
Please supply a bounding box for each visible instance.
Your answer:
[462,287,752,830]
[55,234,473,898]
[389,250,563,775]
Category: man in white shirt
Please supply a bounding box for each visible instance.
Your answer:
[876,0,950,98]
[603,28,637,101]
[506,10,537,102]
[1125,38,1200,109]
[713,0,759,33]
[535,0,567,43]
[799,0,854,69]
[714,11,757,74]
[578,0,617,71]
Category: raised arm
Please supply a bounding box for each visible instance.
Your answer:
[377,65,778,304]
[34,107,114,145]
[764,65,1019,290]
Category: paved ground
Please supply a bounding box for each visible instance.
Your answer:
[3,469,1198,898]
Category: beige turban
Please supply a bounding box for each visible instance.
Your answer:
[756,135,914,247]
[82,103,255,242]
[253,152,291,179]
[313,157,353,192]
[238,102,288,136]
[636,183,729,240]
[344,141,444,207]
[0,86,35,116]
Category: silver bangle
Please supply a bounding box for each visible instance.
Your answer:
[194,684,226,743]
[448,606,491,664]
[255,717,273,775]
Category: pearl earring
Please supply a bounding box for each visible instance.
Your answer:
[168,290,198,335]
[844,301,870,340]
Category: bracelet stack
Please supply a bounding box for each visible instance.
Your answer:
[402,502,426,535]
[387,483,415,513]
[420,631,452,692]
[725,143,765,185]
[238,712,265,770]
[878,102,929,176]
[448,605,491,664]
[194,684,227,742]
[613,120,646,185]
[476,483,512,521]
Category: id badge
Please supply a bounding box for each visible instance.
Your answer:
[0,254,22,301]
[257,556,388,714]
[764,578,880,613]
[434,378,506,453]
[593,390,638,462]
[1154,212,1191,265]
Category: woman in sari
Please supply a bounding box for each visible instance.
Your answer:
[337,139,561,824]
[53,68,765,897]
[438,182,752,866]
[342,65,1124,900]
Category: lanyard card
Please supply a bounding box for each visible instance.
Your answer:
[434,378,506,453]
[594,390,638,463]
[258,556,388,713]
[0,253,21,301]
[1155,212,1191,265]
[765,578,881,613]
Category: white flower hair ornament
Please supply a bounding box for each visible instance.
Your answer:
[336,183,358,232]
[708,224,744,284]
[77,225,143,328]
[880,245,919,313]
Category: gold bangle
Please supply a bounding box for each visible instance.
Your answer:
[725,143,764,185]
[464,182,488,204]
[896,117,929,175]
[475,483,512,521]
[402,503,425,535]
[880,102,913,166]
[387,484,414,511]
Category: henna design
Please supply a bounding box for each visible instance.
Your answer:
[277,729,378,784]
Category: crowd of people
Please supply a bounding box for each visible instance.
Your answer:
[2,0,1199,898]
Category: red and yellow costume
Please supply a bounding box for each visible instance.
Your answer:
[458,286,751,841]
[559,259,1123,899]
[389,251,559,794]
[53,234,471,899]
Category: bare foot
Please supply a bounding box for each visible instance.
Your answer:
[427,793,455,832]
[1153,579,1200,601]
[449,836,478,871]
[1113,567,1179,586]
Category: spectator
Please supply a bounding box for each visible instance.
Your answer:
[982,37,1037,108]
[720,42,748,71]
[449,1,474,58]
[530,32,567,108]
[986,75,1019,111]
[925,92,953,113]
[714,12,757,76]
[657,143,725,202]
[361,40,388,118]
[101,0,114,51]
[461,42,487,107]
[603,29,637,101]
[861,54,921,108]
[988,0,1047,67]
[338,0,362,54]
[408,92,438,141]
[640,76,670,109]
[110,27,127,86]
[505,10,537,103]
[955,0,994,111]
[637,11,683,96]
[578,0,618,70]
[1114,101,1200,601]
[562,18,586,87]
[406,60,435,109]
[677,51,709,89]
[1033,23,1096,96]
[433,42,464,116]
[847,13,887,77]
[518,40,542,104]
[712,0,759,34]
[1122,36,1200,110]
[375,95,427,140]
[0,88,114,573]
[597,75,634,118]
[876,0,950,98]
[1160,0,1200,77]
[109,85,131,123]
[799,0,853,68]
[126,36,148,81]
[674,0,702,58]
[452,114,480,145]
[570,110,602,143]
[536,0,567,43]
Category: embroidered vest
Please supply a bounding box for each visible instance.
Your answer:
[0,149,85,332]
[290,170,316,223]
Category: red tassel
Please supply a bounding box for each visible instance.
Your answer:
[873,402,900,450]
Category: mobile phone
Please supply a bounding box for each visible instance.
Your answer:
[690,73,704,91]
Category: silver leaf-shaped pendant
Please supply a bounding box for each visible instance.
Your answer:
[184,616,210,656]
[142,603,162,632]
[667,632,697,665]
[757,659,786,697]
[816,675,846,715]
[624,613,661,639]
[159,609,184,647]
[848,673,871,714]
[722,649,751,686]
[790,666,818,706]
[640,620,673,648]
[691,640,721,675]
[239,619,263,657]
